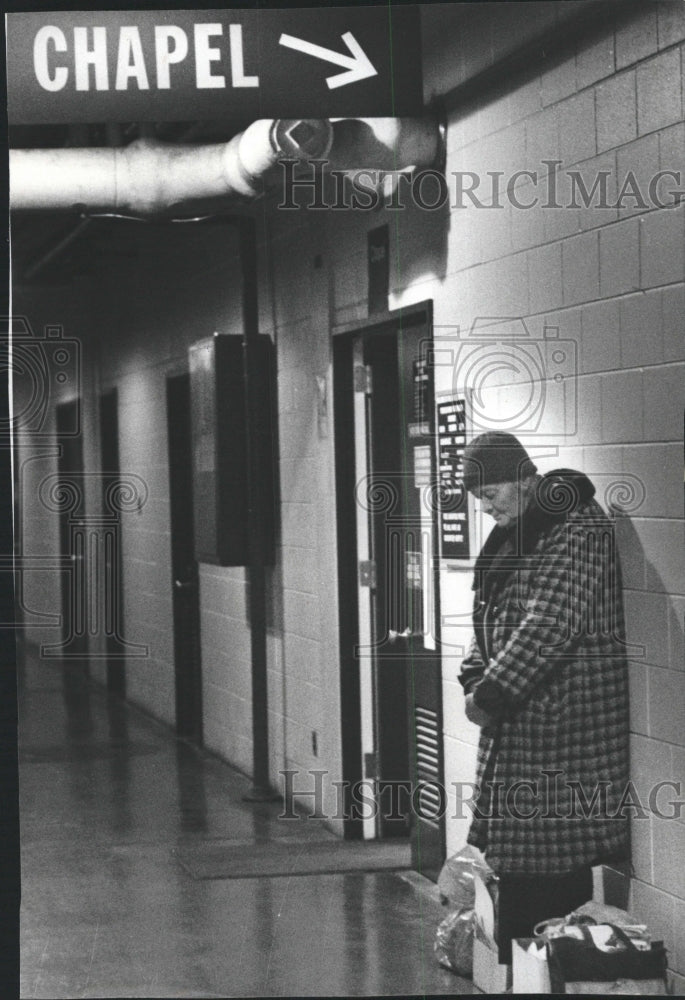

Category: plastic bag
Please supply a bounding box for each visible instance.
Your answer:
[434,906,475,976]
[437,843,488,909]
[571,901,643,930]
[535,903,648,944]
[434,845,491,976]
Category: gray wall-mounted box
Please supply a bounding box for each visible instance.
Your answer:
[189,333,275,566]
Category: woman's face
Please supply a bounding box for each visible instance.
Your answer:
[472,476,535,529]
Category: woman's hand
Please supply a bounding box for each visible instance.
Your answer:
[465,692,495,727]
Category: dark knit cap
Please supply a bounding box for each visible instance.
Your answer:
[461,431,538,492]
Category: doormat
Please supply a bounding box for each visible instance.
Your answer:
[175,838,412,880]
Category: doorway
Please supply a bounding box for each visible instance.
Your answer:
[56,399,88,669]
[333,302,446,879]
[167,373,203,743]
[99,388,125,698]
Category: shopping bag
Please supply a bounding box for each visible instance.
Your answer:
[546,923,668,995]
[512,937,552,994]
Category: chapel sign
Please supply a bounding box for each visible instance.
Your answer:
[7,8,423,123]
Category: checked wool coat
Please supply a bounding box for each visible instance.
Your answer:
[459,470,630,875]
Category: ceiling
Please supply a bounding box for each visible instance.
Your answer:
[10,119,252,285]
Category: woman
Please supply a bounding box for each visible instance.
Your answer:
[458,431,630,964]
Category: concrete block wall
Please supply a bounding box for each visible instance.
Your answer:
[418,1,684,987]
[254,205,344,824]
[15,204,347,811]
[13,277,106,677]
[96,226,254,766]
[114,366,174,721]
[14,224,259,770]
[12,284,62,658]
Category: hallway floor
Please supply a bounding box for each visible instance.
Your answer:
[18,653,473,998]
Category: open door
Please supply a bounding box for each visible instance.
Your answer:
[167,373,203,743]
[334,304,446,878]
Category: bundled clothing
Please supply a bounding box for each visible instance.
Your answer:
[459,469,630,878]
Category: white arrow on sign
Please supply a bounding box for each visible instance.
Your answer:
[279,31,377,89]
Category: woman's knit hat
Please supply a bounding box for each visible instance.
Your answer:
[461,431,538,492]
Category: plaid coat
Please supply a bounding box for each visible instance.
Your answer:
[459,470,630,875]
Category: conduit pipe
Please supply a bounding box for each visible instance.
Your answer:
[10,119,333,215]
[10,116,442,216]
[328,117,442,172]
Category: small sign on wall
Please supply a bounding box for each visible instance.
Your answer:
[413,445,432,488]
[406,549,422,589]
[437,398,470,559]
[411,354,432,435]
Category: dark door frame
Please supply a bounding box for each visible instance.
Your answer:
[56,398,87,669]
[167,370,203,744]
[99,387,125,698]
[332,300,443,849]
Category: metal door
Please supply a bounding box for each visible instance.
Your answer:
[99,388,125,697]
[167,373,203,743]
[336,306,445,875]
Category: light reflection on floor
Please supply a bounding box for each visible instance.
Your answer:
[18,654,472,998]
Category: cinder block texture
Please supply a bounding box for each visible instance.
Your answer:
[596,71,637,152]
[657,1,685,49]
[599,218,640,296]
[640,205,685,289]
[637,49,683,135]
[615,7,658,71]
[562,231,599,305]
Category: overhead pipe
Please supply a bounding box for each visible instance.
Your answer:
[328,117,443,172]
[10,119,334,215]
[10,117,443,216]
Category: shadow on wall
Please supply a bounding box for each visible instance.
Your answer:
[388,172,451,291]
[614,513,684,699]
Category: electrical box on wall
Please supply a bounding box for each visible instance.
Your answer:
[188,333,275,566]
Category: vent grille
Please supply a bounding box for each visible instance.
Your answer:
[414,705,442,828]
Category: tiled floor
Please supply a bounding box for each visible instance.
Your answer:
[18,653,474,998]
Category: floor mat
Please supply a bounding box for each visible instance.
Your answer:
[175,837,412,879]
